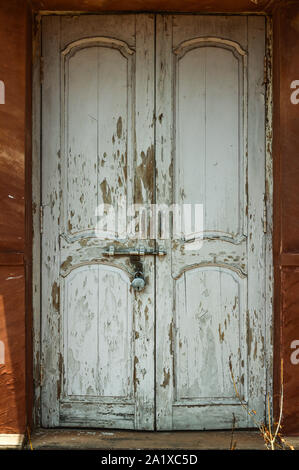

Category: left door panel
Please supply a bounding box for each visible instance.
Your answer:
[41,15,155,429]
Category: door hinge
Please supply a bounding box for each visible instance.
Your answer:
[40,56,44,84]
[263,194,267,234]
[40,205,44,234]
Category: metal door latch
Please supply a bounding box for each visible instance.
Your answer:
[103,246,166,257]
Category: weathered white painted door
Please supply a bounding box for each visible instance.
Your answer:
[155,15,267,429]
[41,14,156,428]
[41,14,268,430]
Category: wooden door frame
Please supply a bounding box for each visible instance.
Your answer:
[32,12,273,428]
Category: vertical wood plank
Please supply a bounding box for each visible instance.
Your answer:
[134,14,156,430]
[265,17,273,404]
[247,15,267,422]
[41,16,61,426]
[32,15,41,427]
[155,14,174,430]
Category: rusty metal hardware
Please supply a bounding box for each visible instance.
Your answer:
[103,246,166,257]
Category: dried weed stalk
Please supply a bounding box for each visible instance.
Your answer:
[229,359,294,450]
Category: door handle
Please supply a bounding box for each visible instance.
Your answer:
[103,246,166,257]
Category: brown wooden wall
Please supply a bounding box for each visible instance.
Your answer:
[273,1,299,435]
[0,0,31,434]
[0,0,298,435]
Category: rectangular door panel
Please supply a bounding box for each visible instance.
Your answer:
[41,14,155,429]
[41,14,269,431]
[176,43,245,237]
[156,15,267,430]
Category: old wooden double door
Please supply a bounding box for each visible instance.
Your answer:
[41,14,268,429]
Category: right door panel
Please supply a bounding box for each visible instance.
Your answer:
[155,15,267,430]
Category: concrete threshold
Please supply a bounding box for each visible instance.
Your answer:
[25,428,299,450]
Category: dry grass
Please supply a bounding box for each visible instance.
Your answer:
[229,413,237,450]
[230,359,294,450]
